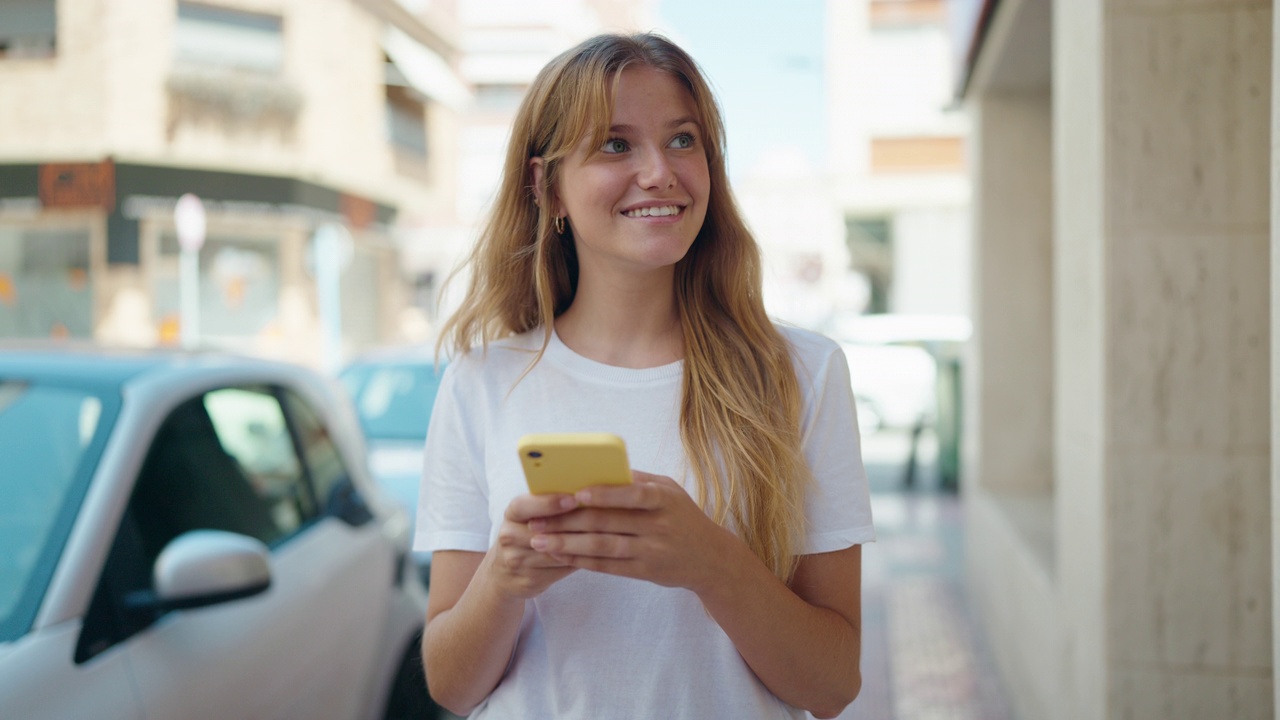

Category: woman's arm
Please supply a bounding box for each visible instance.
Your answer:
[529,473,863,718]
[422,493,581,715]
[699,541,862,718]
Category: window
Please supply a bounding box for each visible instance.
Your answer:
[386,86,429,160]
[0,382,112,644]
[152,231,281,348]
[204,388,316,536]
[128,388,321,561]
[174,1,284,74]
[76,384,362,660]
[0,226,92,339]
[0,0,56,58]
[281,390,368,525]
[846,217,894,314]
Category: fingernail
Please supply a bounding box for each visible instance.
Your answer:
[575,490,590,503]
[528,519,546,533]
[560,496,578,510]
[531,536,548,551]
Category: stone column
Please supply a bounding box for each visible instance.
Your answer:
[1060,0,1273,716]
[968,91,1054,497]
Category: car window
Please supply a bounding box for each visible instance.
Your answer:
[78,387,320,660]
[204,388,317,533]
[129,389,315,564]
[338,362,443,442]
[281,390,369,524]
[0,381,115,643]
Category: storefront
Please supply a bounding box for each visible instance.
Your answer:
[0,160,405,366]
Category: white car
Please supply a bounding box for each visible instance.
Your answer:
[841,341,938,431]
[0,345,441,720]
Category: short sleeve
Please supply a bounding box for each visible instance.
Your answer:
[414,360,492,553]
[796,339,876,554]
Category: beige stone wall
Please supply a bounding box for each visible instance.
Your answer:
[1103,1,1273,716]
[0,0,114,161]
[970,0,1273,717]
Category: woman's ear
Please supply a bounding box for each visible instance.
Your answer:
[529,157,549,207]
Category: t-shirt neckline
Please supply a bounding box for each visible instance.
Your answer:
[544,328,683,384]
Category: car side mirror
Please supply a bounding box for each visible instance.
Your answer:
[125,530,271,614]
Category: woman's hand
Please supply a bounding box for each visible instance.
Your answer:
[525,470,733,592]
[486,492,582,599]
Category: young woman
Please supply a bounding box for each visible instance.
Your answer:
[417,33,874,719]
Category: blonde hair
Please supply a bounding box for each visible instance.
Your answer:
[440,33,812,581]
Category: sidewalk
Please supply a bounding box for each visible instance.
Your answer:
[839,429,1015,720]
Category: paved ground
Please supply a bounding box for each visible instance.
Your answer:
[837,429,1015,720]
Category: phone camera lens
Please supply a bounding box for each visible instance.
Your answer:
[527,451,542,458]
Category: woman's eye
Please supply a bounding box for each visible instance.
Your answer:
[602,139,628,154]
[669,134,695,149]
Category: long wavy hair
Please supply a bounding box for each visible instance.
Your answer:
[439,33,812,581]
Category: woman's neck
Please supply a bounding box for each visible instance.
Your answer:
[554,271,683,369]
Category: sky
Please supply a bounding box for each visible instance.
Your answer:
[655,0,827,181]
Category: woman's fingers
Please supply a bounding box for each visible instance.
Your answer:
[505,492,579,522]
[573,472,680,510]
[532,530,637,559]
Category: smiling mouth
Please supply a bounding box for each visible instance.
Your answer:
[622,205,684,218]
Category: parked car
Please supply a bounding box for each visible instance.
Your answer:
[0,343,442,720]
[841,341,938,430]
[338,349,444,584]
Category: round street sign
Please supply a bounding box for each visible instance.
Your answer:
[174,193,207,253]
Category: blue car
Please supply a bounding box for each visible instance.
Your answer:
[339,350,445,584]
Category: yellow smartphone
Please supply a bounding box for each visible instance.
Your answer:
[517,432,632,495]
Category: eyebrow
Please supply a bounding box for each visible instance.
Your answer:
[608,117,702,133]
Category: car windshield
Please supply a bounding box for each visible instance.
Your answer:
[339,361,443,442]
[0,380,117,642]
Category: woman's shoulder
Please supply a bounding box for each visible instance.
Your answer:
[773,322,842,362]
[443,328,545,382]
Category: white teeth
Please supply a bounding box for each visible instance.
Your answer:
[624,205,681,218]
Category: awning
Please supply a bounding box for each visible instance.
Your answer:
[382,26,471,111]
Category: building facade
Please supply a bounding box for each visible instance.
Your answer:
[826,0,971,320]
[0,0,466,366]
[957,0,1273,717]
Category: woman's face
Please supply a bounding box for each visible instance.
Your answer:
[554,66,711,277]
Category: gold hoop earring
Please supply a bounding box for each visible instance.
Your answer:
[553,215,566,235]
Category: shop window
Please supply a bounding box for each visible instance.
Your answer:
[0,226,92,339]
[0,0,56,59]
[153,232,280,348]
[174,1,284,74]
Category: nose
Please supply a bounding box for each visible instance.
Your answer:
[636,147,676,190]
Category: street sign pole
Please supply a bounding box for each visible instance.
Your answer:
[174,193,206,349]
[312,222,353,374]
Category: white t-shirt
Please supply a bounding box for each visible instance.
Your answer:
[416,324,875,720]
